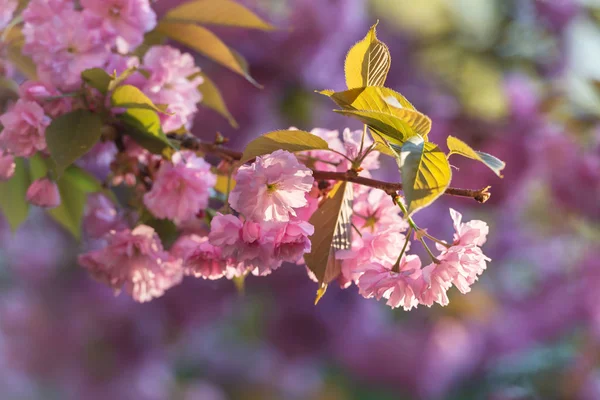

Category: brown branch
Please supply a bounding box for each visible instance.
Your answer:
[169,134,491,203]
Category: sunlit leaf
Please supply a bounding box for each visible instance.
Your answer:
[214,174,236,194]
[111,85,170,114]
[45,109,103,176]
[119,108,173,154]
[157,22,260,86]
[240,130,329,164]
[447,135,505,177]
[0,158,30,232]
[344,22,391,89]
[335,109,419,144]
[164,0,276,31]
[81,68,113,94]
[196,72,238,127]
[314,283,327,305]
[319,87,431,136]
[394,136,452,216]
[305,182,352,285]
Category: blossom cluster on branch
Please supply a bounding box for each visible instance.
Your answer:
[0,0,503,308]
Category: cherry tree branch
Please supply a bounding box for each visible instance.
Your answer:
[169,134,492,203]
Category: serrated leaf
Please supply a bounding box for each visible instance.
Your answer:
[395,136,452,216]
[157,22,260,87]
[164,0,276,31]
[29,156,86,239]
[344,22,391,89]
[81,68,113,94]
[335,109,420,144]
[46,109,103,176]
[119,108,172,154]
[447,135,505,178]
[111,85,170,114]
[197,72,238,127]
[240,130,329,164]
[304,182,351,285]
[0,158,30,232]
[319,87,431,136]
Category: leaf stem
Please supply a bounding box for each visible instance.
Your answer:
[392,226,412,273]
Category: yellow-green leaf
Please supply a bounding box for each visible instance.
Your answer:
[447,135,505,177]
[395,136,452,216]
[240,130,329,164]
[4,28,37,80]
[304,182,351,285]
[335,109,419,144]
[45,109,103,176]
[164,0,276,31]
[214,174,236,194]
[197,72,238,127]
[111,85,170,114]
[344,22,391,89]
[319,87,431,136]
[157,22,260,86]
[119,108,173,154]
[0,158,30,232]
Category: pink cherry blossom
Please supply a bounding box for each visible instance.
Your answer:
[418,262,454,307]
[81,0,156,52]
[450,208,489,247]
[0,150,15,181]
[19,81,73,118]
[171,234,229,280]
[83,193,127,239]
[267,219,314,263]
[0,99,50,157]
[0,0,17,31]
[355,255,423,310]
[229,150,314,222]
[304,128,346,171]
[143,151,216,224]
[77,225,183,302]
[342,128,380,171]
[352,189,408,233]
[141,46,203,132]
[25,178,61,208]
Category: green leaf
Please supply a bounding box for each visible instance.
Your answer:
[29,156,87,239]
[45,109,103,176]
[240,130,329,164]
[304,182,351,285]
[119,108,172,154]
[107,66,141,92]
[0,158,30,232]
[344,22,391,89]
[111,85,170,114]
[196,72,238,127]
[164,0,276,30]
[156,22,260,87]
[66,165,119,204]
[81,68,113,94]
[335,109,420,144]
[447,135,505,177]
[319,87,431,136]
[395,136,452,216]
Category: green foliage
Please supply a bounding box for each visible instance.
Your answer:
[0,158,30,232]
[304,182,351,285]
[240,129,329,164]
[45,109,103,176]
[163,0,276,30]
[393,136,452,216]
[447,135,505,177]
[344,22,391,89]
[196,72,238,127]
[335,109,420,144]
[111,85,170,114]
[81,68,113,94]
[119,108,173,155]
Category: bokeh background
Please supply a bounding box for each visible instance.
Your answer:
[2,0,600,399]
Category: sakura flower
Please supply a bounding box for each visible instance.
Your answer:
[0,150,15,181]
[304,128,346,171]
[352,189,408,233]
[25,178,61,208]
[450,208,489,247]
[0,100,50,157]
[83,194,127,239]
[141,46,203,132]
[342,128,380,171]
[267,218,314,263]
[19,81,73,118]
[171,234,229,280]
[78,225,183,302]
[355,255,423,310]
[143,151,216,224]
[229,150,314,222]
[418,262,454,307]
[81,0,156,52]
[0,0,17,31]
